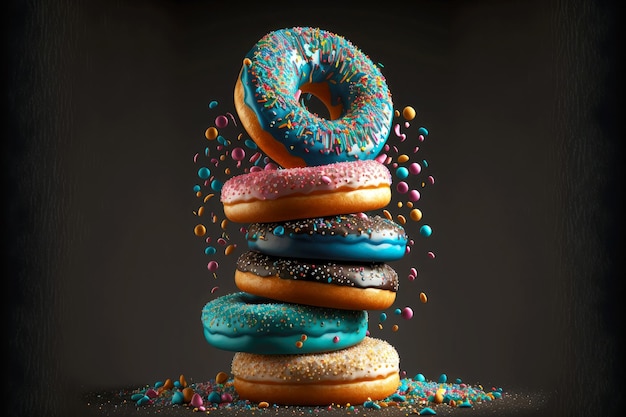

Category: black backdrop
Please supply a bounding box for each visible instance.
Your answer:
[4,0,624,416]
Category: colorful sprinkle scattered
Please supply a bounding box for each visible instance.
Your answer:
[402,106,416,121]
[187,91,447,410]
[401,307,414,319]
[207,260,219,272]
[420,292,428,303]
[102,371,504,414]
[192,99,438,327]
[420,224,433,237]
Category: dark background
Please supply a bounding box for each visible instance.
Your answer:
[4,0,624,416]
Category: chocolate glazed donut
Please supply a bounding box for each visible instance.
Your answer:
[234,250,399,310]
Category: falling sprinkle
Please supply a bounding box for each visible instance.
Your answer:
[198,167,211,179]
[205,127,218,140]
[410,208,423,222]
[215,115,228,128]
[402,106,416,121]
[420,225,433,237]
[224,244,237,256]
[192,99,438,341]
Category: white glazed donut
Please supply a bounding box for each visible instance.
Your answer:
[231,337,400,405]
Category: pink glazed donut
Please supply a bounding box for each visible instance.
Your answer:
[220,160,392,223]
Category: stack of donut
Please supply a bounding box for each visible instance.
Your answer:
[201,27,405,406]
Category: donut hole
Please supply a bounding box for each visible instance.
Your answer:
[298,82,343,121]
[299,92,331,120]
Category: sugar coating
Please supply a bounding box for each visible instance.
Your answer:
[220,160,391,203]
[231,337,399,383]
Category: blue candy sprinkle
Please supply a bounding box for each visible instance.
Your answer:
[390,393,406,402]
[459,399,473,408]
[419,225,432,237]
[205,246,217,255]
[363,400,381,409]
[208,391,222,403]
[209,101,218,109]
[244,139,258,149]
[396,166,409,179]
[130,393,145,401]
[415,373,426,382]
[210,179,223,192]
[437,373,447,383]
[420,407,436,415]
[399,381,409,392]
[136,396,150,406]
[272,226,285,236]
[193,184,201,193]
[418,127,429,136]
[198,167,211,179]
[171,391,184,405]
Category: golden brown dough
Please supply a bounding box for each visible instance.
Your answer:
[235,271,397,311]
[219,159,393,223]
[224,187,391,224]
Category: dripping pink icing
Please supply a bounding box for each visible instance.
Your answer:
[220,160,391,203]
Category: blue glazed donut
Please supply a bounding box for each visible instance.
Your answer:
[234,27,394,168]
[201,292,368,354]
[246,213,407,262]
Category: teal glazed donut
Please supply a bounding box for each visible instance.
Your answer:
[246,213,408,262]
[234,27,394,168]
[201,292,368,354]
